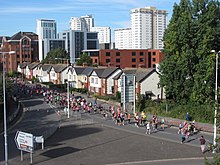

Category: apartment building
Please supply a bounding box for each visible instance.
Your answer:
[69,15,94,32]
[114,28,132,49]
[114,7,167,50]
[93,49,165,69]
[70,15,111,45]
[90,27,111,44]
[131,6,167,49]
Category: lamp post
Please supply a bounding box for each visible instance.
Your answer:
[67,80,70,118]
[0,50,16,165]
[211,50,220,151]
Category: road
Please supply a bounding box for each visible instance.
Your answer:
[0,96,60,163]
[0,92,218,165]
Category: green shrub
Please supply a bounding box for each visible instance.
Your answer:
[142,100,214,123]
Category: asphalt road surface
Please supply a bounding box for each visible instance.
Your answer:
[1,93,218,165]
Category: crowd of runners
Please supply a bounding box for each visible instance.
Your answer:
[13,80,202,146]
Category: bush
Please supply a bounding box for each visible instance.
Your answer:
[142,100,214,123]
[70,88,88,94]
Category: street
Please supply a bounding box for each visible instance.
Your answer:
[1,94,216,165]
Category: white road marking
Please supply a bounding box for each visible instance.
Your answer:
[105,157,213,165]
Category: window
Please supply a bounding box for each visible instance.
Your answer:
[153,52,156,55]
[116,52,120,56]
[132,58,136,62]
[91,78,94,83]
[106,59,110,63]
[106,52,110,56]
[152,58,156,62]
[139,58,144,62]
[116,59,120,63]
[132,65,136,68]
[95,59,98,63]
[140,52,144,56]
[132,52,136,56]
[95,78,98,84]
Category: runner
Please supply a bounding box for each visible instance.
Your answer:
[146,122,151,134]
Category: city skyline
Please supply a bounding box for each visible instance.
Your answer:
[1,0,180,37]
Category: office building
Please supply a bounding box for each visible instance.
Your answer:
[36,19,57,61]
[59,30,99,64]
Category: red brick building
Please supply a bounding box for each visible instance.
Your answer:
[0,32,39,72]
[90,49,165,69]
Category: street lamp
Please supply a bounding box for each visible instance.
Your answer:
[67,80,70,118]
[0,50,16,165]
[211,50,220,151]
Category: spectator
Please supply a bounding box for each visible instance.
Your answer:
[185,112,190,121]
[200,135,206,153]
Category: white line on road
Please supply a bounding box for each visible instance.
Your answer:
[105,157,213,165]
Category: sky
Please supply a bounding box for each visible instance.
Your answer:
[0,0,180,37]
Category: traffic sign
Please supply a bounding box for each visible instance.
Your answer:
[15,131,34,153]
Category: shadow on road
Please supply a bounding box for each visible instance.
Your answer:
[41,146,80,158]
[45,125,103,146]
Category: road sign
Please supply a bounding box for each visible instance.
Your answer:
[15,131,34,153]
[34,136,44,143]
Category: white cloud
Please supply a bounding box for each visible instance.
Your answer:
[0,6,76,14]
[0,0,179,14]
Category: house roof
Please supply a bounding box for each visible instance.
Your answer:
[73,67,86,75]
[28,62,40,70]
[52,64,68,73]
[123,68,156,82]
[19,62,30,69]
[81,67,94,76]
[40,64,52,72]
[136,68,155,82]
[88,67,120,78]
[100,67,120,78]
[9,31,38,40]
[113,71,123,80]
[93,68,105,77]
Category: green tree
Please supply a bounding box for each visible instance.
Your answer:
[159,0,220,104]
[42,48,69,64]
[76,53,92,66]
[160,0,195,103]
